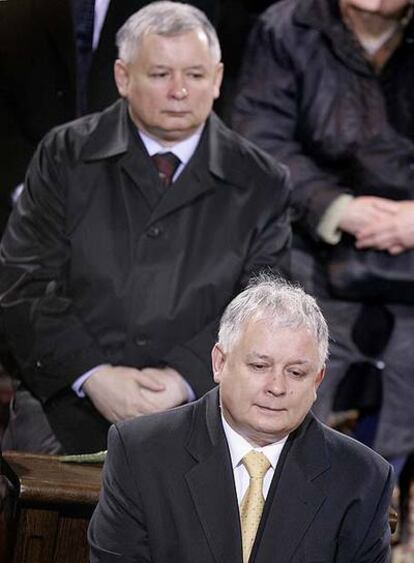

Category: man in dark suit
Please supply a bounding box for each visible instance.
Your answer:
[89,276,394,563]
[0,0,220,235]
[0,2,290,454]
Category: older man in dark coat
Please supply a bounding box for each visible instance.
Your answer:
[0,0,221,235]
[0,2,290,454]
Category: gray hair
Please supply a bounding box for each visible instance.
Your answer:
[116,1,221,63]
[218,274,329,368]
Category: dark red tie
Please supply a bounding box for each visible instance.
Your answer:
[152,152,181,187]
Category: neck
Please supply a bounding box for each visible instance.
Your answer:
[344,8,402,37]
[342,5,404,37]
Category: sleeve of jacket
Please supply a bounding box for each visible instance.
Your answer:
[232,14,351,237]
[0,134,107,402]
[338,463,394,563]
[164,161,292,398]
[88,424,152,563]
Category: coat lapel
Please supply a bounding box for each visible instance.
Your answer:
[38,0,77,88]
[81,105,248,224]
[148,121,218,224]
[254,415,330,563]
[185,389,243,563]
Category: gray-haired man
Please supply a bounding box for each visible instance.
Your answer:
[0,1,290,454]
[89,275,394,563]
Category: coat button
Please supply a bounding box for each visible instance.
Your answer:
[135,336,149,347]
[147,225,162,238]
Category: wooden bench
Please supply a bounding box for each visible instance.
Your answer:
[0,452,101,563]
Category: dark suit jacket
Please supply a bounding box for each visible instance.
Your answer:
[0,0,221,233]
[0,99,290,453]
[88,387,394,563]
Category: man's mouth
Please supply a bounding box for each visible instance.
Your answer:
[255,404,287,413]
[163,110,190,116]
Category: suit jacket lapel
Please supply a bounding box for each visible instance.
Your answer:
[185,389,243,563]
[38,0,77,89]
[254,414,330,563]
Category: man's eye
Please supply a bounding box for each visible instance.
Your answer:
[249,363,268,371]
[149,72,168,78]
[288,369,305,379]
[188,72,204,79]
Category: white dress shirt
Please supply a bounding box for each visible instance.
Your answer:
[93,0,111,51]
[139,126,204,181]
[221,414,288,504]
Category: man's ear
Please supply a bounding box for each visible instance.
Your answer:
[213,62,224,100]
[114,59,130,98]
[312,367,325,402]
[316,367,326,388]
[211,343,226,384]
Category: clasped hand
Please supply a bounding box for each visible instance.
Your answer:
[339,197,414,254]
[82,365,189,423]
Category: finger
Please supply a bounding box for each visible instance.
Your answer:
[388,245,405,255]
[133,369,166,391]
[372,199,400,213]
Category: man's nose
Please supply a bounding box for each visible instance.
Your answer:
[266,370,287,395]
[169,75,189,100]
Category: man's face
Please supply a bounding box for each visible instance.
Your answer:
[340,0,412,17]
[212,318,325,447]
[114,30,223,144]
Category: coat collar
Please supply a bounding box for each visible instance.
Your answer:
[80,100,250,222]
[294,0,372,75]
[294,0,414,74]
[81,99,249,186]
[184,390,331,563]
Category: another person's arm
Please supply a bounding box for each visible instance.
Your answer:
[232,16,397,245]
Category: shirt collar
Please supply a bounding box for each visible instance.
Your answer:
[138,126,204,166]
[221,414,288,470]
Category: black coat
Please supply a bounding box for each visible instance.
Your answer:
[0,0,221,233]
[89,388,394,563]
[233,0,414,249]
[0,100,290,453]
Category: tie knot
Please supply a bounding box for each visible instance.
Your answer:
[242,451,271,480]
[152,152,181,187]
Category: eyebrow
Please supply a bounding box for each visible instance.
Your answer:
[245,353,273,361]
[245,352,312,365]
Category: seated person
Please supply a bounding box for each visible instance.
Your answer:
[0,1,290,455]
[89,275,394,563]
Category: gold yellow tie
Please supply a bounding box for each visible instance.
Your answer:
[240,451,271,563]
